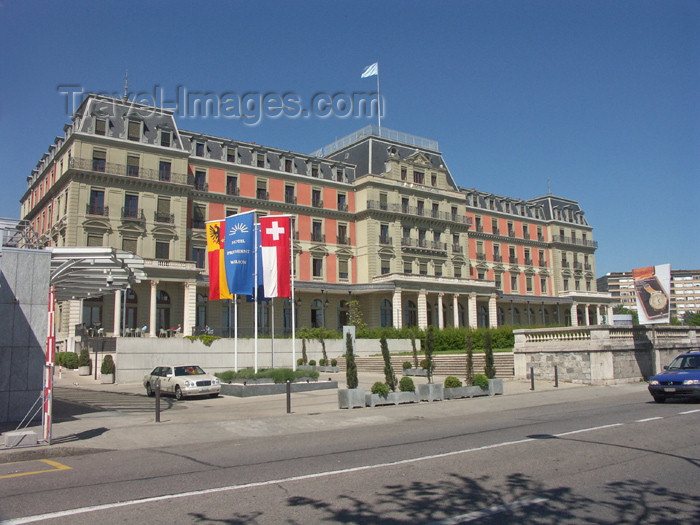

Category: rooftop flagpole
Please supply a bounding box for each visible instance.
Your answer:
[376,63,381,132]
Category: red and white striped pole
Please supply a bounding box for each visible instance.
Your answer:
[43,284,56,444]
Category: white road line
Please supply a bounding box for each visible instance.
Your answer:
[1,422,629,524]
[678,409,700,415]
[635,417,663,423]
[429,497,548,524]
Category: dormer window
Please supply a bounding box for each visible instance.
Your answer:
[285,158,293,173]
[95,118,106,136]
[336,168,344,182]
[160,131,172,148]
[127,120,141,141]
[195,142,205,157]
[227,147,236,163]
[257,153,265,168]
[311,164,319,178]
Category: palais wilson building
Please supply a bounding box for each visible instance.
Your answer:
[20,94,612,344]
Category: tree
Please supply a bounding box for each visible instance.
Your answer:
[465,331,474,386]
[380,335,398,392]
[345,332,358,389]
[410,327,420,369]
[683,311,700,326]
[483,330,496,379]
[424,326,436,383]
[348,300,367,333]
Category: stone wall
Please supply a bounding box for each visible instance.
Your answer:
[0,248,50,423]
[514,326,699,385]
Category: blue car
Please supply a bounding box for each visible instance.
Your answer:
[648,351,700,403]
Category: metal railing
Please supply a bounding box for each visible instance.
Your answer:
[70,158,187,185]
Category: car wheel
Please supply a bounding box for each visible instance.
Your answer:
[653,396,666,403]
[146,383,154,397]
[175,385,183,400]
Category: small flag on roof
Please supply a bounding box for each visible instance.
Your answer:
[361,62,378,78]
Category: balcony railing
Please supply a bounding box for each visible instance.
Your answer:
[191,219,206,229]
[379,235,392,245]
[285,194,297,204]
[86,204,108,216]
[311,232,325,242]
[337,203,348,212]
[509,256,518,264]
[365,200,472,225]
[70,157,187,185]
[552,235,598,248]
[312,198,323,208]
[154,211,174,224]
[336,235,350,245]
[121,207,145,221]
[401,237,447,253]
[493,254,502,262]
[226,186,240,196]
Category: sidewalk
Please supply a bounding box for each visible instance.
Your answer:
[0,367,611,463]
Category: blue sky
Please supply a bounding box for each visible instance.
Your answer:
[0,0,697,277]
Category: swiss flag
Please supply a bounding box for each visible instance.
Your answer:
[260,216,292,298]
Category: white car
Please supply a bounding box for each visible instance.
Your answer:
[143,365,221,400]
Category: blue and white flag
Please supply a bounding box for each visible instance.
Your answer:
[361,62,378,78]
[225,211,256,295]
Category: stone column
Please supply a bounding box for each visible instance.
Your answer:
[468,293,478,329]
[571,302,578,327]
[453,294,460,327]
[489,293,498,328]
[584,305,591,326]
[183,281,197,336]
[149,280,158,337]
[417,290,428,329]
[113,290,121,337]
[606,305,614,325]
[437,293,444,329]
[392,289,402,329]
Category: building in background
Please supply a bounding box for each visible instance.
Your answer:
[19,94,612,349]
[598,269,700,322]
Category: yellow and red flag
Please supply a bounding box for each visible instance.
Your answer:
[206,221,233,300]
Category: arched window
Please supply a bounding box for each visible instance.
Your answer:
[311,299,324,328]
[478,305,489,327]
[380,299,392,327]
[405,300,417,327]
[156,290,170,331]
[338,300,349,329]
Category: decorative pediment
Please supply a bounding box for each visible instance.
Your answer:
[152,225,178,239]
[405,150,432,167]
[82,218,111,232]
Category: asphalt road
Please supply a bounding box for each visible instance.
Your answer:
[1,387,698,524]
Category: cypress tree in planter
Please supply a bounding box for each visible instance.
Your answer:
[345,332,358,389]
[100,354,115,384]
[465,331,474,386]
[380,335,397,392]
[484,330,496,379]
[338,332,364,408]
[417,326,443,402]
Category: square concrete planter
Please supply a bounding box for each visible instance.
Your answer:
[488,378,504,396]
[444,385,489,399]
[365,391,418,407]
[338,388,366,409]
[318,366,340,373]
[403,368,427,377]
[417,383,444,402]
[100,373,114,384]
[78,366,91,376]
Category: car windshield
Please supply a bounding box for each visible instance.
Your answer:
[667,356,700,370]
[174,366,206,376]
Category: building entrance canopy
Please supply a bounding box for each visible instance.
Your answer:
[49,247,146,302]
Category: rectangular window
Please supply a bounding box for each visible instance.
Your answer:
[92,149,106,172]
[192,247,205,269]
[159,161,171,182]
[540,277,547,294]
[160,131,171,147]
[401,167,407,181]
[312,257,323,278]
[380,224,390,244]
[402,198,409,214]
[256,181,268,200]
[404,261,412,274]
[312,189,322,208]
[285,185,295,204]
[311,164,319,177]
[454,265,462,278]
[155,241,169,260]
[194,170,207,191]
[381,259,390,275]
[337,193,347,211]
[257,153,265,168]
[495,274,502,290]
[523,225,529,239]
[122,236,137,253]
[431,173,437,186]
[419,262,427,276]
[87,233,103,247]
[339,259,349,280]
[526,276,533,293]
[226,175,238,196]
[195,142,205,157]
[311,220,323,242]
[511,274,519,291]
[127,120,140,141]
[192,205,206,229]
[95,118,106,136]
[432,203,439,218]
[88,189,105,215]
[285,158,293,172]
[417,200,424,216]
[155,197,172,223]
[336,168,344,182]
[337,223,348,244]
[123,194,139,219]
[413,170,424,184]
[127,155,139,177]
[492,218,499,234]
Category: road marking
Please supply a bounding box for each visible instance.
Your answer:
[0,460,71,480]
[0,422,631,524]
[429,497,548,524]
[678,409,700,415]
[635,417,663,423]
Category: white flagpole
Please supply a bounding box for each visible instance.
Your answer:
[271,300,275,368]
[254,223,259,373]
[234,295,238,372]
[376,63,381,132]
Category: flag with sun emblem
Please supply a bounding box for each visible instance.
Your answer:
[206,220,233,300]
[224,211,256,295]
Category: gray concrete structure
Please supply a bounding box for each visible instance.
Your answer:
[0,248,50,423]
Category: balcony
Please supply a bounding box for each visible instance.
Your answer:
[86,204,108,216]
[379,235,392,245]
[337,203,348,212]
[493,254,502,262]
[285,194,297,204]
[476,253,486,261]
[191,219,206,229]
[311,232,325,243]
[226,186,240,196]
[154,211,174,224]
[509,256,518,264]
[552,235,598,248]
[365,201,472,226]
[336,235,350,245]
[121,207,145,221]
[70,157,187,185]
[312,198,323,208]
[256,190,269,201]
[524,257,533,266]
[452,244,462,254]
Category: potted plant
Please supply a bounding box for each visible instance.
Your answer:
[417,326,443,402]
[366,379,418,407]
[483,331,503,395]
[338,332,365,408]
[380,335,398,393]
[78,348,91,376]
[100,354,115,384]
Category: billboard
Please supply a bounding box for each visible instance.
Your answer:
[632,264,671,324]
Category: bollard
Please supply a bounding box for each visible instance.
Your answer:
[155,379,161,423]
[530,367,535,391]
[554,365,559,388]
[286,380,291,414]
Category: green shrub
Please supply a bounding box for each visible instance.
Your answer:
[399,376,415,392]
[465,331,474,386]
[214,368,319,383]
[318,358,327,366]
[483,331,496,379]
[308,359,316,366]
[78,349,91,368]
[444,376,462,388]
[184,335,221,347]
[380,335,397,392]
[420,358,429,370]
[402,361,412,370]
[331,359,338,367]
[345,333,358,389]
[100,354,115,375]
[473,373,489,388]
[56,351,79,369]
[424,326,436,383]
[371,381,390,396]
[296,358,304,366]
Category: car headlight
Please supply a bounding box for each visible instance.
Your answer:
[683,379,700,385]
[184,380,193,387]
[213,378,220,385]
[649,380,659,385]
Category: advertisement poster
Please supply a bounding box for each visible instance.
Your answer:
[632,264,671,324]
